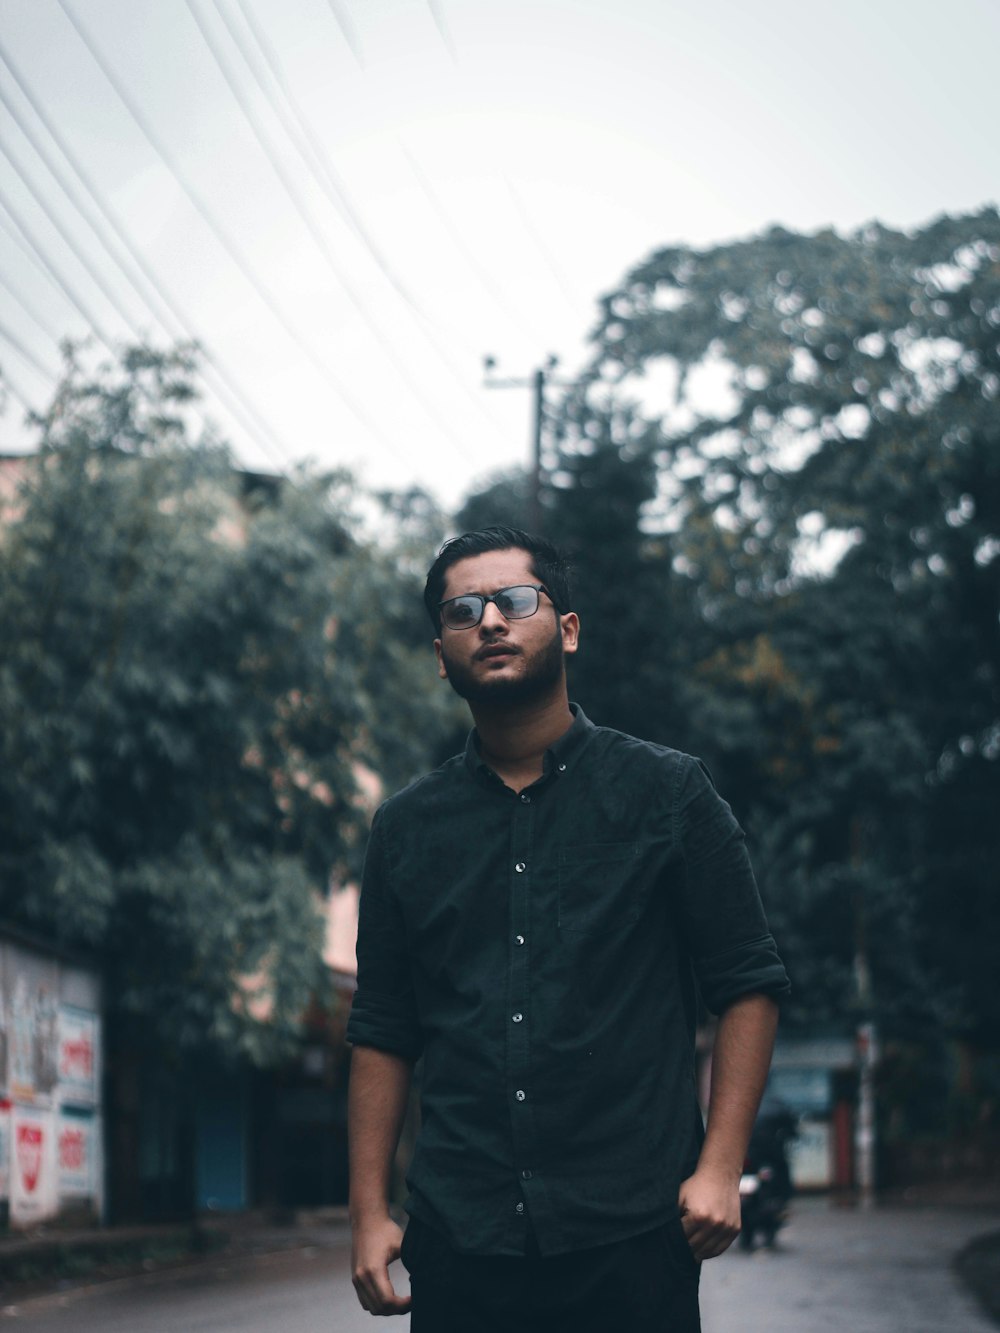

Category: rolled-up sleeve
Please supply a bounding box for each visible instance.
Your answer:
[674,757,791,1013]
[346,804,424,1060]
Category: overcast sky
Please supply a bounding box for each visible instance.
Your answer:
[0,0,997,510]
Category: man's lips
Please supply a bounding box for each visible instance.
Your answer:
[476,644,519,661]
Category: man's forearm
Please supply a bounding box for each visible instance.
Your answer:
[699,992,779,1178]
[678,992,779,1260]
[348,1045,413,1220]
[348,1046,414,1315]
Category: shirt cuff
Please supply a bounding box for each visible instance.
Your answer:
[694,934,791,1014]
[346,991,424,1061]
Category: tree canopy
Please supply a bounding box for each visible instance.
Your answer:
[460,208,1000,1128]
[0,343,456,1063]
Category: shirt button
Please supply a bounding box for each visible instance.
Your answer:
[514,861,526,873]
[558,763,567,772]
[520,792,531,803]
[515,934,525,946]
[521,1169,533,1180]
[515,1202,524,1215]
[512,1012,523,1023]
[515,1089,526,1101]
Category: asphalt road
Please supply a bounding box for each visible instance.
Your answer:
[2,1199,997,1332]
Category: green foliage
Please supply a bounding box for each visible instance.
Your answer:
[459,209,1000,1088]
[0,343,451,1063]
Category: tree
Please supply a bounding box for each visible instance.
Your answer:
[458,210,1000,1132]
[588,209,998,1068]
[0,343,451,1063]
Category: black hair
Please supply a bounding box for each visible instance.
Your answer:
[423,526,573,632]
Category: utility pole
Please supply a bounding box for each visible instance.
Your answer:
[851,813,877,1210]
[482,354,569,532]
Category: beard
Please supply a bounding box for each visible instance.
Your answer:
[439,622,566,708]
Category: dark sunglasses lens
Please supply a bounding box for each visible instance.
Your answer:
[443,596,482,628]
[496,586,539,618]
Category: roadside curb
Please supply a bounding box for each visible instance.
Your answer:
[0,1216,353,1316]
[955,1227,1000,1330]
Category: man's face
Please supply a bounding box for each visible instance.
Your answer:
[434,548,579,707]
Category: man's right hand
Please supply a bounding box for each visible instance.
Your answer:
[351,1214,411,1316]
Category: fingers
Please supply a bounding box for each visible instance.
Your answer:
[680,1212,740,1261]
[352,1262,412,1316]
[351,1219,411,1316]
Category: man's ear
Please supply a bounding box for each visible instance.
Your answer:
[434,638,448,679]
[560,612,580,656]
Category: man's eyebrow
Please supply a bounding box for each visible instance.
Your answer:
[447,583,521,599]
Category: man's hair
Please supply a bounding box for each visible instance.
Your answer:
[423,526,573,632]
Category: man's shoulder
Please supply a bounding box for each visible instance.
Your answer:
[378,751,467,819]
[585,718,697,775]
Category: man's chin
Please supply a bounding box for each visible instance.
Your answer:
[444,665,555,708]
[441,629,565,708]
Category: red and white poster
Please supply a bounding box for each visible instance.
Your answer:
[57,1007,100,1106]
[57,1112,96,1197]
[10,1106,57,1225]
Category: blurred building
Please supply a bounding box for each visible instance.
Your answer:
[0,924,104,1228]
[103,885,360,1224]
[1,449,366,1225]
[696,1029,858,1193]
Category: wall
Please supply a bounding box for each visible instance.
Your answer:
[0,933,103,1228]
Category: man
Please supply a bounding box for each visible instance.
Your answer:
[347,526,789,1331]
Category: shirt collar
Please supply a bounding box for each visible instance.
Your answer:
[463,702,594,782]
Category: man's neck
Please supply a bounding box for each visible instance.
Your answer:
[471,692,574,791]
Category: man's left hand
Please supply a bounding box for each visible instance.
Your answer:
[677,1168,741,1261]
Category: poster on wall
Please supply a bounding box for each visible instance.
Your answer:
[57,1111,96,1198]
[0,949,7,1095]
[0,1099,10,1203]
[4,949,59,1104]
[10,1105,57,1226]
[58,1008,100,1106]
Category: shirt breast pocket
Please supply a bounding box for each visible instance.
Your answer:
[557,842,647,933]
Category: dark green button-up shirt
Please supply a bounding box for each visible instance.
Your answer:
[347,705,790,1256]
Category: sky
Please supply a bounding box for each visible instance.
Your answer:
[0,0,997,512]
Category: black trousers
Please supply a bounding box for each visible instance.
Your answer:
[401,1215,702,1333]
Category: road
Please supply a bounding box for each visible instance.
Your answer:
[2,1199,997,1332]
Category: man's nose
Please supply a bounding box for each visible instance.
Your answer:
[479,599,509,633]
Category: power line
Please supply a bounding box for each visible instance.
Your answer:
[0,312,57,381]
[57,0,399,461]
[0,361,37,418]
[325,0,365,67]
[0,35,299,474]
[0,201,88,339]
[229,0,507,442]
[502,175,579,314]
[0,119,153,341]
[415,11,580,319]
[227,0,419,311]
[425,1,459,66]
[396,138,535,343]
[187,0,477,465]
[0,178,115,349]
[0,257,65,346]
[319,2,573,442]
[0,99,290,476]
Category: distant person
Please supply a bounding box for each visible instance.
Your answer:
[347,526,790,1331]
[749,1096,798,1199]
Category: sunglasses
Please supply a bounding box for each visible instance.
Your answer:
[438,583,556,631]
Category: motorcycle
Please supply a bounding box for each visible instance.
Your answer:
[738,1154,789,1250]
[738,1100,796,1251]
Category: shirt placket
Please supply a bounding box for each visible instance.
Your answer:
[506,785,542,1239]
